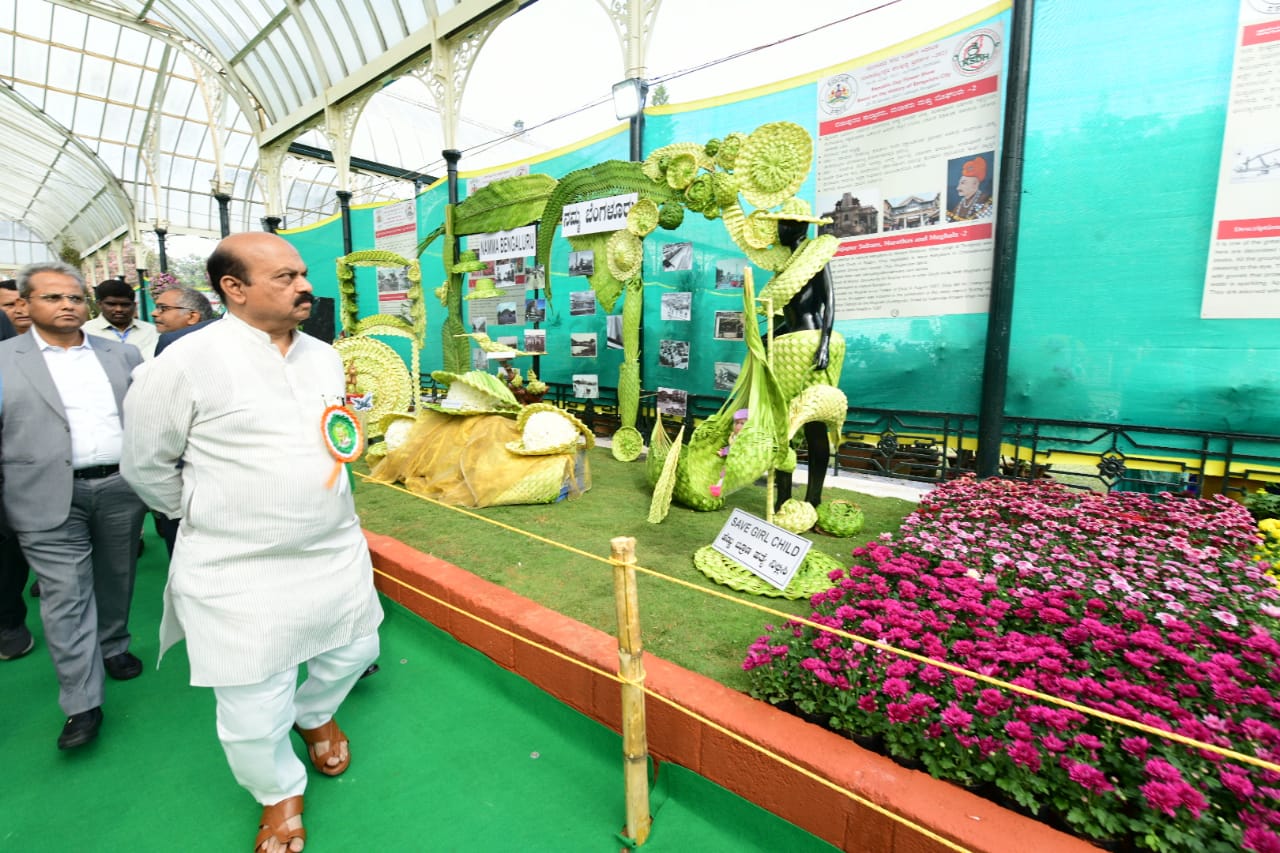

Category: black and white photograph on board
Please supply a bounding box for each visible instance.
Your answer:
[570,332,598,358]
[526,263,546,291]
[661,291,692,322]
[471,348,488,371]
[523,328,546,353]
[471,316,488,336]
[569,250,594,276]
[662,241,693,272]
[570,290,597,316]
[657,386,687,417]
[658,339,690,370]
[606,314,623,350]
[572,374,599,399]
[497,301,518,325]
[713,311,744,341]
[714,361,741,392]
[497,335,519,350]
[495,261,513,286]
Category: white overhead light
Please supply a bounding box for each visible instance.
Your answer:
[612,78,649,121]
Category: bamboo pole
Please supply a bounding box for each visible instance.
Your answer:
[610,535,652,846]
[757,266,776,525]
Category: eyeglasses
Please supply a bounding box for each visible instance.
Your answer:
[35,293,87,305]
[154,304,194,313]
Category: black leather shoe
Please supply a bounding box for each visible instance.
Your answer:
[58,706,103,750]
[103,651,143,680]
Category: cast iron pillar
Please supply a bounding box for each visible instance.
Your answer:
[155,226,169,273]
[336,190,353,255]
[976,0,1035,478]
[214,192,232,238]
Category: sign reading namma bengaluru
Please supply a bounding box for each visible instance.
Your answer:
[815,19,1006,321]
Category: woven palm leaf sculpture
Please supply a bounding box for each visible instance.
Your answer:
[335,249,424,430]
[670,271,789,510]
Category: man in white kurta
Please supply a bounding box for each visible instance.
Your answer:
[121,232,382,853]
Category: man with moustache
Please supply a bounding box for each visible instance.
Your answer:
[0,262,148,746]
[121,232,382,853]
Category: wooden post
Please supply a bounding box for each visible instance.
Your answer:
[758,268,776,525]
[610,535,652,845]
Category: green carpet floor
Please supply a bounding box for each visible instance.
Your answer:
[2,526,837,851]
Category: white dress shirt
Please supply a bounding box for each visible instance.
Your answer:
[32,327,123,468]
[120,311,383,686]
[84,313,158,360]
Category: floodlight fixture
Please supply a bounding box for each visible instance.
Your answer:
[612,77,649,121]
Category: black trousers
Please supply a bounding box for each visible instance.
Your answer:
[0,534,29,630]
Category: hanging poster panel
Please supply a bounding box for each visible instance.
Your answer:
[1200,1,1280,319]
[815,22,1005,320]
[373,198,417,318]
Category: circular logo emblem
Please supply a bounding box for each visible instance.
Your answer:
[819,73,857,117]
[952,29,1000,77]
[322,405,364,463]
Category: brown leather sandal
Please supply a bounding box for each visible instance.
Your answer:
[293,718,350,776]
[254,795,305,852]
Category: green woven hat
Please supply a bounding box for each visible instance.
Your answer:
[742,210,781,250]
[465,277,503,300]
[606,230,643,281]
[735,122,813,209]
[452,249,487,273]
[757,197,832,226]
[627,198,659,237]
[425,369,521,415]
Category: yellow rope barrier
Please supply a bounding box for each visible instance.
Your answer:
[356,472,1280,775]
[372,562,974,853]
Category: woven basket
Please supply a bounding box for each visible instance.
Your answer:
[692,545,843,599]
[814,499,865,537]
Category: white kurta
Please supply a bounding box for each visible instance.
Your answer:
[121,311,383,687]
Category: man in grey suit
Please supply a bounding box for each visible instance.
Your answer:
[0,261,148,750]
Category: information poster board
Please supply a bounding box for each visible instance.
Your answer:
[815,22,1005,320]
[1201,0,1280,319]
[373,198,417,317]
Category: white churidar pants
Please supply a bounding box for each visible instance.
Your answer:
[212,632,379,805]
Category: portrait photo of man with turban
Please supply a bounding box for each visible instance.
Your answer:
[947,152,995,222]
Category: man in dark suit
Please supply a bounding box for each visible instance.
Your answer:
[0,306,32,661]
[0,261,148,749]
[151,284,218,357]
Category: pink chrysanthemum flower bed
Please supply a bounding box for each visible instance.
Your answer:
[743,475,1280,851]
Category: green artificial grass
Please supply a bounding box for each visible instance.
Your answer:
[6,525,838,851]
[354,448,916,692]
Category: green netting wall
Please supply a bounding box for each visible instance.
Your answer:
[283,0,1277,436]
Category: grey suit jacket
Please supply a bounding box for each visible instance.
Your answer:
[0,330,142,532]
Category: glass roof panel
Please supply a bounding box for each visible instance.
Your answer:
[47,46,85,91]
[295,3,346,85]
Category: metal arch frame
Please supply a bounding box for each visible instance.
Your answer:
[46,1,264,134]
[0,83,134,254]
